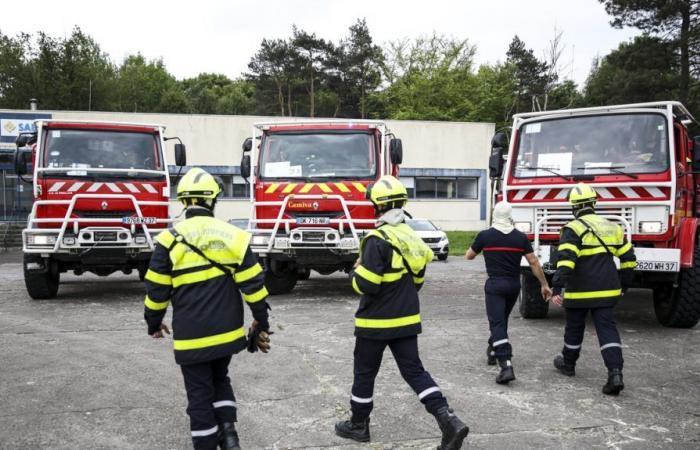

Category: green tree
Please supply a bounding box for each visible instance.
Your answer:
[600,0,699,105]
[343,19,384,118]
[506,35,553,113]
[585,36,680,105]
[0,31,32,108]
[116,54,184,113]
[292,27,329,117]
[248,38,301,115]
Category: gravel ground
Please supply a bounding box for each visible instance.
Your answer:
[0,251,698,449]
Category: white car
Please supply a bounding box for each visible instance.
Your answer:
[406,218,449,261]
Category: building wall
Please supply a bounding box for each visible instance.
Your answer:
[1,109,494,230]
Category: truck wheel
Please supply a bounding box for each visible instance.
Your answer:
[265,267,298,295]
[653,243,700,328]
[23,254,60,300]
[519,272,549,318]
[298,268,311,281]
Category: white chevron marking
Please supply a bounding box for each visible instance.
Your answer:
[143,184,157,193]
[513,189,529,200]
[644,187,664,198]
[68,182,85,192]
[49,182,66,192]
[533,189,551,200]
[619,187,640,198]
[87,183,103,192]
[105,183,121,193]
[124,183,140,193]
[597,187,614,199]
[555,189,569,199]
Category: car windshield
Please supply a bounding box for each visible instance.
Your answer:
[513,113,669,178]
[43,129,162,175]
[407,219,437,231]
[260,131,376,179]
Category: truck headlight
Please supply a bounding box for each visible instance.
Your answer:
[640,221,662,233]
[28,234,56,245]
[252,236,269,246]
[515,221,532,233]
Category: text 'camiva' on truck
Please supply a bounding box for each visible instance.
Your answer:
[14,120,187,299]
[239,119,403,294]
[489,101,700,328]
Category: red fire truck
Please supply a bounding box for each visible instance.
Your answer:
[239,120,403,294]
[14,120,186,299]
[489,101,700,328]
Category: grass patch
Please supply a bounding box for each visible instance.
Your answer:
[446,231,479,256]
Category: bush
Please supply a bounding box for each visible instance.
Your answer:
[446,231,478,256]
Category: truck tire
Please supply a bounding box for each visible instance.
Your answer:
[264,268,298,295]
[23,254,60,300]
[297,268,311,281]
[519,272,549,318]
[653,243,700,328]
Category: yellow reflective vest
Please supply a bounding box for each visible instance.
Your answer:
[143,209,269,364]
[552,212,636,308]
[352,222,434,339]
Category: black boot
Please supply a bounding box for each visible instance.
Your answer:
[486,345,496,366]
[334,417,370,442]
[219,422,240,450]
[434,407,469,450]
[602,368,624,396]
[495,360,515,384]
[553,355,575,376]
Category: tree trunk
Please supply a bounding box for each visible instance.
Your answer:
[309,64,315,118]
[679,4,690,104]
[287,83,293,117]
[276,80,285,116]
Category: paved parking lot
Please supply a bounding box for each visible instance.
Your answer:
[1,250,699,449]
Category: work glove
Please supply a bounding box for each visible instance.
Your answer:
[247,320,272,353]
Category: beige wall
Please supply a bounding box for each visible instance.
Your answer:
[9,110,494,230]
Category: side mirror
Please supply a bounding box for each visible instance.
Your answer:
[174,143,186,166]
[14,150,29,176]
[489,131,509,178]
[390,138,403,165]
[15,133,36,148]
[693,136,700,167]
[242,137,252,153]
[240,154,251,179]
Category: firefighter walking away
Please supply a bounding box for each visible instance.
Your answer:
[550,183,636,395]
[144,168,272,449]
[335,175,469,450]
[466,201,552,384]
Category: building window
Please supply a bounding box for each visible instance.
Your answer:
[404,176,478,199]
[232,176,251,198]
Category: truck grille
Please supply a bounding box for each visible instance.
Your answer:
[75,210,135,219]
[94,231,118,242]
[302,231,326,242]
[535,206,634,234]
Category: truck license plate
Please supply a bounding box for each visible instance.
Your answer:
[296,217,330,225]
[122,216,157,225]
[636,261,678,272]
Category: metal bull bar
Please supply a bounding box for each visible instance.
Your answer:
[534,214,633,251]
[23,193,174,253]
[249,194,375,253]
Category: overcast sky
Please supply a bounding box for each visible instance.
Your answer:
[0,0,639,86]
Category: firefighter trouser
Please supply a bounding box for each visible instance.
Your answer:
[485,276,520,362]
[561,307,623,370]
[350,336,448,421]
[180,356,237,450]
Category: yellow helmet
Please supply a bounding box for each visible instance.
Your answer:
[568,182,597,206]
[176,168,221,201]
[366,175,408,208]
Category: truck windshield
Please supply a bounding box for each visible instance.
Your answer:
[43,129,162,175]
[260,132,376,179]
[513,113,669,178]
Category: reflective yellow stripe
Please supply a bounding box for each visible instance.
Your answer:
[620,261,637,269]
[282,183,297,194]
[173,327,246,351]
[558,243,580,256]
[352,182,366,193]
[144,295,169,311]
[413,276,424,284]
[265,183,280,194]
[616,242,633,256]
[355,314,421,329]
[579,247,609,256]
[145,269,172,286]
[172,266,226,288]
[382,270,406,282]
[299,183,314,193]
[335,182,351,193]
[352,277,363,295]
[355,265,382,284]
[564,289,622,299]
[243,286,268,303]
[234,263,263,283]
[317,183,332,193]
[557,260,576,269]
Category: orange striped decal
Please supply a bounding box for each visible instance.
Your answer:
[334,182,351,193]
[282,183,297,194]
[352,182,367,193]
[299,183,314,193]
[265,183,280,194]
[317,183,332,193]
